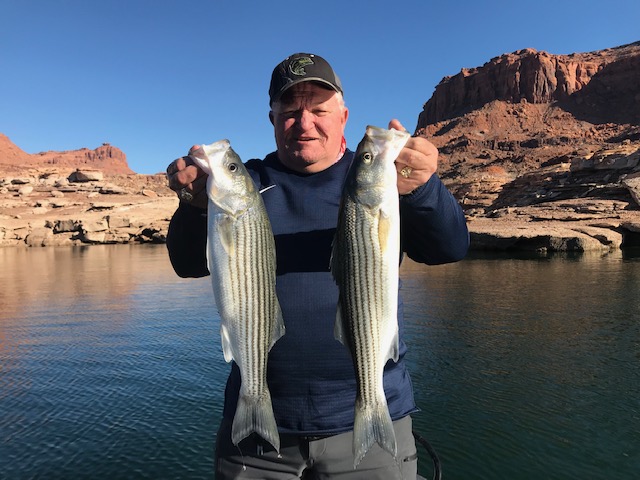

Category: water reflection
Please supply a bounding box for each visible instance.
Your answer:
[0,245,224,479]
[1,246,177,313]
[400,253,640,479]
[0,247,638,479]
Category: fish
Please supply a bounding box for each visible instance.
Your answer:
[190,139,285,452]
[330,125,411,467]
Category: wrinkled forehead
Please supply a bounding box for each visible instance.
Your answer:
[276,82,338,108]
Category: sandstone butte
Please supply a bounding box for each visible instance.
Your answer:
[1,40,640,253]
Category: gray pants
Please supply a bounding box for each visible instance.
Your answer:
[215,415,418,479]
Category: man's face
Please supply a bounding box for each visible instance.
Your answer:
[270,82,349,173]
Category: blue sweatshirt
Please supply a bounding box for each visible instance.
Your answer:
[167,149,469,435]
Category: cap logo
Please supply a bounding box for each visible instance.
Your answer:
[289,57,314,76]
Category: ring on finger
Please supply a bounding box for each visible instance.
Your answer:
[179,187,194,203]
[400,166,413,179]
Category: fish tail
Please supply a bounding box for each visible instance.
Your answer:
[231,393,280,453]
[353,401,398,468]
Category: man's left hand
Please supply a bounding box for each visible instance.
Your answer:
[389,119,438,195]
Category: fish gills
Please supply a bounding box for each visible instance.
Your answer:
[190,139,284,452]
[331,126,410,467]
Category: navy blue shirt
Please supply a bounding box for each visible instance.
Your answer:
[167,149,469,435]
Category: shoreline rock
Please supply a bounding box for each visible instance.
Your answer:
[0,169,178,248]
[3,167,640,254]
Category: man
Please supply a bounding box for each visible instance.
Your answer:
[165,53,469,479]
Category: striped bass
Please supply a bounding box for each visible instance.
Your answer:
[330,125,410,467]
[190,140,285,452]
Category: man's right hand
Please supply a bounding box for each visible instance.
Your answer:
[166,146,209,209]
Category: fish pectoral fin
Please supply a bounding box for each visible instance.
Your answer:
[333,300,347,346]
[329,243,339,280]
[329,221,343,281]
[217,214,235,256]
[387,328,400,363]
[378,210,391,254]
[269,303,286,351]
[220,324,234,363]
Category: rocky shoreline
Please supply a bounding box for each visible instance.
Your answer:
[0,169,178,248]
[461,146,640,254]
[467,205,640,253]
[2,168,640,254]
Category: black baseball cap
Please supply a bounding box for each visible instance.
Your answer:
[269,53,343,106]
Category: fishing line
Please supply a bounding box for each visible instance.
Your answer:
[234,443,247,472]
[413,430,442,480]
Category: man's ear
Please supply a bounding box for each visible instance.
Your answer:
[269,111,275,126]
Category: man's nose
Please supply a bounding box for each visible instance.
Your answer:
[297,109,315,130]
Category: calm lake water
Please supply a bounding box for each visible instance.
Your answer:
[0,245,638,479]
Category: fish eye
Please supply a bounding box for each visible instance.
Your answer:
[362,152,372,164]
[228,163,238,172]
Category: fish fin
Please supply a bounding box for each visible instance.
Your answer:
[329,230,342,281]
[270,302,286,351]
[387,328,400,363]
[334,300,347,346]
[220,324,234,363]
[329,244,337,279]
[378,210,391,255]
[217,214,235,256]
[353,400,397,468]
[232,393,280,453]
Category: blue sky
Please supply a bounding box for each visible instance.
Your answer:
[1,0,638,174]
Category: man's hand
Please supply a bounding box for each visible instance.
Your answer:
[389,119,438,195]
[165,146,209,209]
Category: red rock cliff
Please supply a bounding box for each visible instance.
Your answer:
[0,134,134,174]
[418,41,640,126]
[0,133,31,165]
[34,143,134,174]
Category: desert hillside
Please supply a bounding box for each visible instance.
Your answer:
[415,41,640,215]
[2,41,640,252]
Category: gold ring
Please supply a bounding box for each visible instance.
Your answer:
[400,166,412,179]
[179,188,193,202]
